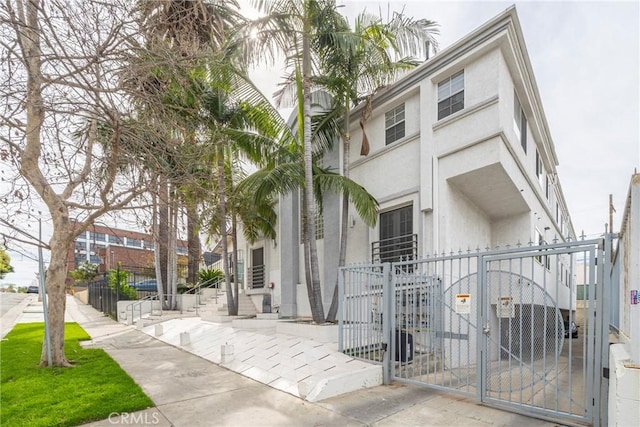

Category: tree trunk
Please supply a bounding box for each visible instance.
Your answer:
[152,186,166,303]
[302,14,325,323]
[231,215,239,314]
[326,106,351,322]
[158,175,169,309]
[186,202,200,286]
[167,193,178,309]
[217,145,236,315]
[41,228,73,367]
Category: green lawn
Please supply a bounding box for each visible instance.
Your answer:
[1,323,154,427]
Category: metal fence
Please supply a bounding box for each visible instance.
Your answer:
[87,278,133,317]
[339,236,613,427]
[86,265,156,316]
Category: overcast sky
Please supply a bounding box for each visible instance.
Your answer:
[2,0,639,286]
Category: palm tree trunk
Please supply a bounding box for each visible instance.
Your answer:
[302,9,324,323]
[231,215,239,314]
[186,202,200,286]
[158,175,169,309]
[217,145,236,315]
[326,106,351,322]
[168,193,178,309]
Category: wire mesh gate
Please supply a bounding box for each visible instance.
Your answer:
[338,237,610,426]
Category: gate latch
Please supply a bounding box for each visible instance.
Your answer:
[483,323,490,336]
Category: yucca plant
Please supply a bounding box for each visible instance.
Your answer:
[198,267,224,288]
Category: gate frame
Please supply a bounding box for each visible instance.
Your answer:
[474,237,610,426]
[339,235,614,427]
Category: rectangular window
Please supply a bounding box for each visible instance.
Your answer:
[514,92,527,153]
[127,238,141,248]
[90,232,105,242]
[545,176,551,200]
[534,228,550,269]
[555,202,560,223]
[385,103,405,145]
[315,209,324,240]
[437,70,464,120]
[536,150,545,188]
[108,235,122,244]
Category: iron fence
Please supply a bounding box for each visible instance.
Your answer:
[87,278,134,318]
[339,236,612,427]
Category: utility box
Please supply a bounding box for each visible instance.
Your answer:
[395,330,414,362]
[262,294,272,313]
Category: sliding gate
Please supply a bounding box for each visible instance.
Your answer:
[338,237,611,426]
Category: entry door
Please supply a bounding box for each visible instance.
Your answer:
[379,205,413,263]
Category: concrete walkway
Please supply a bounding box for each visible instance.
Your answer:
[5,295,563,426]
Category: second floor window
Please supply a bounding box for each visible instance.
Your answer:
[514,92,527,153]
[90,232,105,242]
[385,103,405,145]
[437,70,464,120]
[127,238,141,248]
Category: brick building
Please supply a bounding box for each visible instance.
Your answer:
[66,220,189,275]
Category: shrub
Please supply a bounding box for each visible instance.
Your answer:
[107,268,137,299]
[198,267,223,288]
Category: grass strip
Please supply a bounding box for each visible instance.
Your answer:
[1,322,154,427]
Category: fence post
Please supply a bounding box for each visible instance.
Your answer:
[382,262,391,385]
[476,253,485,403]
[116,264,120,302]
[338,267,344,353]
[597,233,613,427]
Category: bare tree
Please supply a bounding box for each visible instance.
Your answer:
[0,0,153,366]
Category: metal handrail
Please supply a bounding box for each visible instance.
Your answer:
[181,283,201,314]
[125,294,159,323]
[123,278,225,323]
[178,277,224,314]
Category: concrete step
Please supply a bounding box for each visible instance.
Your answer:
[206,293,256,316]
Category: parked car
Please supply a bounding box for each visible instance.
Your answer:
[130,279,157,292]
[27,285,39,294]
[564,320,578,339]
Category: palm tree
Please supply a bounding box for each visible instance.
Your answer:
[197,54,300,314]
[318,10,439,322]
[135,0,246,307]
[247,1,438,322]
[247,0,353,323]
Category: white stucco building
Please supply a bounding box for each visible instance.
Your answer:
[237,7,577,319]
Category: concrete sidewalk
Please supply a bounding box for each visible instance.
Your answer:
[7,296,562,426]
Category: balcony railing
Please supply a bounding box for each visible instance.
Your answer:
[371,233,418,264]
[249,264,265,289]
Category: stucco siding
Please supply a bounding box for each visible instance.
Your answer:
[350,135,420,201]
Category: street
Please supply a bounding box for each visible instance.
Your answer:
[0,292,29,317]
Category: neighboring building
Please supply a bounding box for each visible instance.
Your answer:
[234,7,577,318]
[66,220,189,275]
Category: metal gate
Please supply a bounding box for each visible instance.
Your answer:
[339,237,612,426]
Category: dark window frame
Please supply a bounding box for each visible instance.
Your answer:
[385,103,406,145]
[437,70,465,120]
[376,205,415,264]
